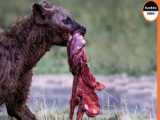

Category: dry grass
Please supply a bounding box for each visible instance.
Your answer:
[33,95,153,120]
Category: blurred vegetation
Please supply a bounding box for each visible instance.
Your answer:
[0,0,155,75]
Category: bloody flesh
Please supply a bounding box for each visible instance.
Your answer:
[67,33,105,120]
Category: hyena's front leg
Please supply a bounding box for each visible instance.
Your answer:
[6,71,37,120]
[6,103,37,120]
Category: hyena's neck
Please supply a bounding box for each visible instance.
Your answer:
[8,16,55,71]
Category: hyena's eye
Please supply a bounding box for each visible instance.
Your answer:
[62,17,72,25]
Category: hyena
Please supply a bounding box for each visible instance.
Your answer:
[0,1,86,120]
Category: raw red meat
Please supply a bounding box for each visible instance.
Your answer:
[67,32,105,120]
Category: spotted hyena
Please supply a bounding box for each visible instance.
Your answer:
[0,1,86,120]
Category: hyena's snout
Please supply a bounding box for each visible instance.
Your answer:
[63,17,86,35]
[78,25,86,35]
[71,21,86,35]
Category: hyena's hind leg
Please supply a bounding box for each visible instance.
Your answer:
[5,71,37,120]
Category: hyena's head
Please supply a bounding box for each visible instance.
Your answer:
[32,1,86,46]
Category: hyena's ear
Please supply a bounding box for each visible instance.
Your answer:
[32,3,46,25]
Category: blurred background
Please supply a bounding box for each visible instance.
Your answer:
[0,0,156,120]
[0,0,155,75]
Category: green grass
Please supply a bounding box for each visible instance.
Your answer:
[32,96,152,120]
[0,110,149,120]
[0,94,154,120]
[0,107,152,120]
[36,111,149,120]
[0,113,148,120]
[0,0,155,75]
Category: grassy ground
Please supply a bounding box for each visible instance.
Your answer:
[0,111,150,120]
[36,111,149,120]
[0,74,155,120]
[0,110,150,120]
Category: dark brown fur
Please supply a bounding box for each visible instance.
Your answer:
[0,1,86,120]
